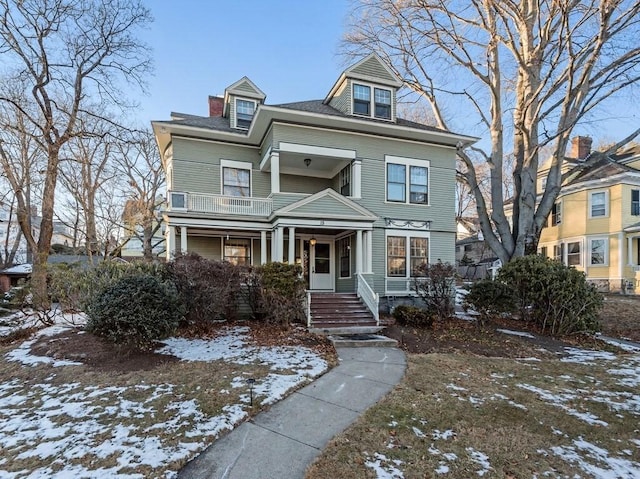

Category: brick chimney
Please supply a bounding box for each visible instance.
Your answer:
[571,136,592,159]
[208,96,224,117]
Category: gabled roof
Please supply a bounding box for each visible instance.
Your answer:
[224,76,266,100]
[565,151,638,186]
[324,53,403,105]
[273,188,377,221]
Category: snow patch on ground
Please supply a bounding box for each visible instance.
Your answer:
[497,328,536,339]
[364,452,404,478]
[550,438,640,478]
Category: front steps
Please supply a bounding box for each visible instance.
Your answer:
[308,292,382,335]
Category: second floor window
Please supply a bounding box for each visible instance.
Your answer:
[386,157,430,204]
[223,167,250,197]
[551,201,562,226]
[339,164,351,196]
[235,99,255,129]
[632,189,640,216]
[590,191,607,217]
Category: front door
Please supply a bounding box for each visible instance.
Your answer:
[310,241,334,291]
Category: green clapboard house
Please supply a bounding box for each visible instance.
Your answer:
[152,54,476,326]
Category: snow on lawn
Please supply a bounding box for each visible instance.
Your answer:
[1,324,329,478]
[496,328,536,339]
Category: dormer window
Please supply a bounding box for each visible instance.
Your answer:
[353,83,393,120]
[235,99,256,130]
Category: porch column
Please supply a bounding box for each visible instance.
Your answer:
[628,237,634,265]
[271,228,277,261]
[276,226,284,262]
[363,230,373,273]
[355,229,363,274]
[352,159,362,199]
[270,151,280,194]
[166,226,176,260]
[180,226,187,254]
[288,227,296,264]
[261,230,267,264]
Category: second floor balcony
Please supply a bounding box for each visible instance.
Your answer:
[169,191,273,217]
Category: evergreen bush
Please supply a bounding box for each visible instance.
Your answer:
[86,274,183,350]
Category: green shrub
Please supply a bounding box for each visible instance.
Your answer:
[412,261,457,319]
[497,255,603,335]
[392,305,434,328]
[47,260,169,312]
[463,279,516,325]
[167,253,242,324]
[86,274,183,350]
[260,262,306,325]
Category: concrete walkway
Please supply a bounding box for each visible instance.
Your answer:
[178,346,406,479]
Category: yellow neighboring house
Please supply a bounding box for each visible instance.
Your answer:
[538,138,640,293]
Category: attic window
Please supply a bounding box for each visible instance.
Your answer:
[353,83,392,120]
[235,99,256,130]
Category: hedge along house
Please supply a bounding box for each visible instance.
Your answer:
[152,54,476,329]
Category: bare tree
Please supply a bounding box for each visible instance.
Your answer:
[0,0,152,307]
[345,0,640,262]
[114,129,165,261]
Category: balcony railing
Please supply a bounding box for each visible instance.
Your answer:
[170,192,273,217]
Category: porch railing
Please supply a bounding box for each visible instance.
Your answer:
[305,291,311,327]
[356,273,379,325]
[182,192,273,216]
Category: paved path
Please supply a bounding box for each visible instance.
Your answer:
[178,346,406,479]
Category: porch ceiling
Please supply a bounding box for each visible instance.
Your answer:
[277,151,350,179]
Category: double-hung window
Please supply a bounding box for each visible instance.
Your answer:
[553,244,564,262]
[590,238,607,265]
[353,83,393,120]
[353,84,371,116]
[567,241,581,266]
[235,99,256,129]
[590,191,607,217]
[374,88,391,119]
[386,232,430,278]
[632,190,640,216]
[339,164,351,196]
[221,160,251,197]
[386,156,429,205]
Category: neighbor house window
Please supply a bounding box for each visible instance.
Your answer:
[567,241,581,266]
[386,156,430,204]
[339,164,351,196]
[387,236,406,277]
[353,83,393,120]
[353,84,371,116]
[410,237,429,276]
[235,99,256,129]
[553,244,564,262]
[590,191,607,217]
[224,238,250,265]
[632,190,640,216]
[540,246,548,257]
[590,238,607,265]
[339,237,351,278]
[551,201,562,226]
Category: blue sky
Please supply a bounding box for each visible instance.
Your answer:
[138,1,637,146]
[139,0,350,123]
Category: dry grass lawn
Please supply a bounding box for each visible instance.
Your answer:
[307,349,640,478]
[599,294,640,342]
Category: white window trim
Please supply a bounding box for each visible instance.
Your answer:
[588,190,609,218]
[384,155,430,206]
[169,191,187,211]
[384,229,431,279]
[233,98,257,130]
[220,159,253,197]
[550,200,562,226]
[351,81,393,121]
[588,237,609,266]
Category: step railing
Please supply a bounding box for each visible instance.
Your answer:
[356,273,379,325]
[305,291,311,327]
